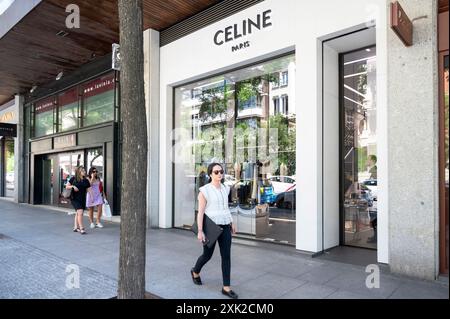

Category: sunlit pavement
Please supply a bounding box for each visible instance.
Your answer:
[0,199,448,299]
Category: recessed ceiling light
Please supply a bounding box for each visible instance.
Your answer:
[56,71,64,81]
[56,30,69,37]
[366,48,371,52]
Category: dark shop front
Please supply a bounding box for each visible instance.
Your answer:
[26,71,121,215]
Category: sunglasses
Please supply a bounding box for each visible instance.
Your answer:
[213,170,224,175]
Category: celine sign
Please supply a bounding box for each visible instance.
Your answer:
[390,1,413,47]
[0,123,17,138]
[213,9,272,52]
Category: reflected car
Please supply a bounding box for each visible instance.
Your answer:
[6,172,14,190]
[268,176,296,194]
[362,179,377,201]
[260,185,277,205]
[275,184,296,209]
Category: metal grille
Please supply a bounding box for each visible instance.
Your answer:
[160,0,264,47]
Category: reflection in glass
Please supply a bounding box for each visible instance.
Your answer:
[83,90,114,127]
[87,148,104,181]
[342,46,377,249]
[59,88,79,132]
[174,54,296,245]
[4,140,14,197]
[35,110,54,137]
[58,152,84,206]
[443,55,449,271]
[82,74,115,127]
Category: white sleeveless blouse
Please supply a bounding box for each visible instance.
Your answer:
[199,183,233,225]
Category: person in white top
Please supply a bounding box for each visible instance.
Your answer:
[190,163,238,299]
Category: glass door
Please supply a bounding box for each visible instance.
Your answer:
[86,148,104,180]
[439,53,449,274]
[3,139,14,198]
[58,151,84,207]
[340,46,377,250]
[42,158,53,205]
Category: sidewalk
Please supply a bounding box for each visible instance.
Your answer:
[0,199,448,299]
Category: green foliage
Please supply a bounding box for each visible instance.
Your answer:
[83,92,115,127]
[194,122,226,163]
[357,147,368,174]
[269,114,296,175]
[236,78,261,107]
[195,70,294,175]
[5,141,14,173]
[35,111,54,137]
[236,74,278,110]
[199,82,233,120]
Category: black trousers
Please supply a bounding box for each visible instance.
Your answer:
[193,224,232,286]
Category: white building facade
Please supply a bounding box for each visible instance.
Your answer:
[143,0,445,281]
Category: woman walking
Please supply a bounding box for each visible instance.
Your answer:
[66,166,90,235]
[86,167,105,229]
[191,163,238,299]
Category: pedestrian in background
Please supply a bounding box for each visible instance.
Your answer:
[86,167,105,229]
[66,166,90,235]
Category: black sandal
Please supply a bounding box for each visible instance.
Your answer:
[73,228,79,232]
[79,228,86,235]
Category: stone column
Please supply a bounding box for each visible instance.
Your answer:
[387,0,439,280]
[14,95,24,203]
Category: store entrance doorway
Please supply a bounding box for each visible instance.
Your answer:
[57,152,84,208]
[0,138,14,198]
[339,46,378,250]
[34,151,85,207]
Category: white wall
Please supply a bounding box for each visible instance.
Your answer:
[0,96,22,202]
[159,0,388,262]
[323,43,340,250]
[0,0,41,39]
[144,29,160,228]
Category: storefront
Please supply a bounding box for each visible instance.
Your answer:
[156,0,388,260]
[0,99,19,199]
[150,0,444,280]
[26,71,121,215]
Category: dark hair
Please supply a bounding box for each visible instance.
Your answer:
[207,163,224,184]
[368,155,377,163]
[88,167,97,179]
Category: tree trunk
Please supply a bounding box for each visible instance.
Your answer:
[117,0,147,299]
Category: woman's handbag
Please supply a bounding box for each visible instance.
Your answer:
[103,199,112,218]
[62,188,72,199]
[191,214,223,248]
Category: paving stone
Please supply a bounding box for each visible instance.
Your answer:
[0,236,117,299]
[1,199,448,299]
[278,282,337,299]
